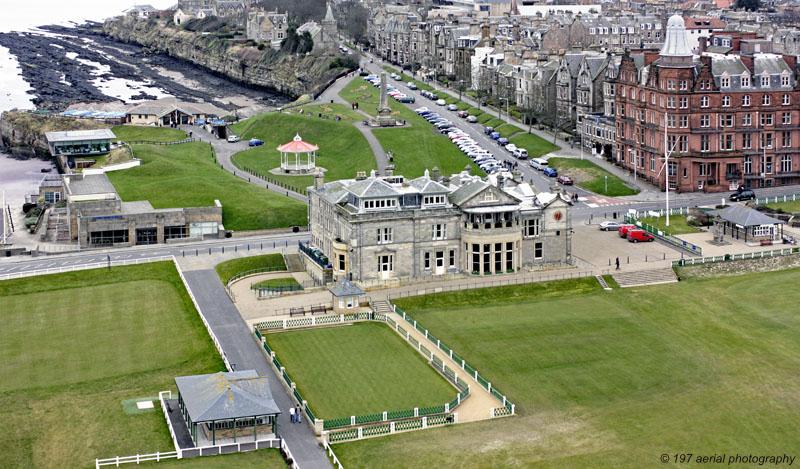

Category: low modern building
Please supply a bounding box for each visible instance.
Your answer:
[57,173,223,247]
[174,371,281,447]
[306,168,572,285]
[45,129,116,170]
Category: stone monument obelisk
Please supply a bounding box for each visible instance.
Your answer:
[376,72,396,126]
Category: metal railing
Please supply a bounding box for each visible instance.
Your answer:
[672,247,799,267]
[755,193,800,207]
[226,265,288,288]
[0,255,174,281]
[623,215,702,255]
[126,137,197,145]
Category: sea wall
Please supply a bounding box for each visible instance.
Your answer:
[102,17,348,99]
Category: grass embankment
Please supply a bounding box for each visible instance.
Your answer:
[230,105,376,193]
[0,263,225,468]
[509,133,560,160]
[546,158,639,196]
[483,118,504,128]
[339,79,482,178]
[146,449,285,468]
[765,200,800,214]
[495,124,523,138]
[251,277,300,290]
[214,253,286,285]
[111,125,188,142]
[107,142,308,230]
[476,113,494,124]
[265,322,456,418]
[636,215,700,235]
[337,270,800,467]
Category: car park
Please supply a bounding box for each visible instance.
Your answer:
[248,138,264,147]
[556,175,573,185]
[407,82,417,90]
[618,224,638,238]
[398,96,415,103]
[730,189,755,201]
[505,143,517,153]
[484,126,494,135]
[497,137,509,146]
[543,167,558,177]
[512,148,528,159]
[530,158,548,170]
[466,115,478,123]
[227,135,240,143]
[490,132,501,140]
[627,230,655,243]
[447,104,458,111]
[598,221,621,231]
[436,99,446,106]
[458,110,469,118]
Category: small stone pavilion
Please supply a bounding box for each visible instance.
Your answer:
[710,205,786,245]
[174,370,281,447]
[278,134,318,174]
[329,278,365,313]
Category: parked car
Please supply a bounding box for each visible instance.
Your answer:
[466,115,478,123]
[458,111,469,118]
[436,99,446,106]
[505,143,517,153]
[530,158,548,170]
[398,96,415,103]
[543,167,558,177]
[227,135,240,143]
[513,148,528,160]
[618,224,638,238]
[730,189,756,201]
[497,137,509,146]
[556,175,573,185]
[248,138,264,147]
[447,104,458,111]
[407,82,417,90]
[627,230,655,243]
[490,131,501,140]
[484,126,494,135]
[598,221,621,231]
[429,93,439,100]
[414,107,430,114]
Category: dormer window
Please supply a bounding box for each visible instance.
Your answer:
[720,76,730,88]
[741,74,750,87]
[781,72,791,87]
[363,198,397,210]
[423,195,446,206]
[761,74,770,87]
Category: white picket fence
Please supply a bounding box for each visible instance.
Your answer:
[160,391,182,454]
[323,439,344,469]
[0,255,174,281]
[96,452,178,468]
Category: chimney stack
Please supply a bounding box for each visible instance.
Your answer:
[385,166,393,177]
[497,173,505,189]
[314,168,325,190]
[465,164,472,175]
[432,166,440,181]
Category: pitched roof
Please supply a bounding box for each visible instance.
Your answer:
[175,371,280,422]
[277,134,319,153]
[346,177,399,198]
[710,205,785,226]
[448,180,489,206]
[329,278,365,297]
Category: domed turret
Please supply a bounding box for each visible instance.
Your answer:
[659,15,693,67]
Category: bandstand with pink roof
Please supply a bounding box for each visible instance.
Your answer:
[278,134,318,174]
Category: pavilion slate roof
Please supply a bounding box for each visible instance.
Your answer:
[329,278,365,297]
[710,205,785,227]
[175,370,280,422]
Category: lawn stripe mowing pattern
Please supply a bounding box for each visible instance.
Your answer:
[335,270,800,468]
[0,262,225,468]
[339,78,483,178]
[264,322,456,419]
[230,105,377,193]
[546,157,639,196]
[106,142,308,231]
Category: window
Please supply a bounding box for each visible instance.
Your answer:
[164,225,189,240]
[667,80,675,90]
[620,86,626,97]
[721,76,730,88]
[423,195,445,205]
[669,161,678,177]
[782,131,792,148]
[722,115,734,127]
[534,242,543,259]
[377,227,393,244]
[651,93,656,104]
[338,254,346,272]
[524,218,540,237]
[761,75,770,87]
[783,112,792,125]
[742,75,750,87]
[760,113,774,126]
[699,163,710,177]
[364,198,397,209]
[449,250,455,267]
[378,254,393,272]
[722,134,734,151]
[701,114,710,127]
[631,89,636,100]
[761,132,773,149]
[742,113,752,126]
[679,80,688,90]
[743,95,751,106]
[742,133,752,149]
[744,156,752,174]
[722,95,731,107]
[432,223,447,240]
[701,96,709,107]
[650,154,656,171]
[680,97,688,108]
[668,115,676,128]
[783,94,791,105]
[679,135,688,153]
[667,97,676,108]
[781,155,792,172]
[641,91,646,102]
[782,74,790,87]
[700,134,710,152]
[424,251,431,269]
[766,156,773,174]
[762,94,771,106]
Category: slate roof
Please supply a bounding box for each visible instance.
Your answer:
[448,181,489,206]
[346,177,399,198]
[175,371,280,423]
[329,278,365,297]
[710,205,785,227]
[408,176,450,194]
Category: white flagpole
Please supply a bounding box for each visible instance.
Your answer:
[665,111,670,227]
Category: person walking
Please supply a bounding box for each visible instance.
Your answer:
[289,406,295,423]
[615,257,620,270]
[296,406,302,424]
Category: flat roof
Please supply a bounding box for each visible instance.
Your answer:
[65,174,117,196]
[45,129,117,143]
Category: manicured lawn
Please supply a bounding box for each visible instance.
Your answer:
[214,253,286,284]
[456,102,470,110]
[338,79,385,117]
[0,263,225,469]
[476,113,494,124]
[484,118,504,128]
[265,322,456,418]
[336,270,800,467]
[765,200,800,214]
[637,215,700,235]
[230,107,376,193]
[546,157,639,196]
[465,107,483,117]
[495,123,523,138]
[111,125,188,142]
[107,142,308,230]
[251,277,300,290]
[145,449,285,467]
[509,133,560,159]
[339,77,482,178]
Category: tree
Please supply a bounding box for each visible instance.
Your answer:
[338,1,368,44]
[736,0,760,10]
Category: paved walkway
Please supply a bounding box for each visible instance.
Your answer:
[180,267,331,468]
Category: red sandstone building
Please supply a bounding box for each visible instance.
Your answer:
[615,15,800,193]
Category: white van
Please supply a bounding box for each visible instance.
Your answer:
[513,148,529,160]
[436,99,446,106]
[530,158,548,170]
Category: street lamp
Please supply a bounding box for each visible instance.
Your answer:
[458,79,464,102]
[76,212,82,252]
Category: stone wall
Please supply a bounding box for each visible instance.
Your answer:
[676,253,800,280]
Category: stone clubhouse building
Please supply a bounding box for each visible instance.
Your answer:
[304,168,573,285]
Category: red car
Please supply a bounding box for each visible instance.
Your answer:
[618,224,637,238]
[627,230,655,243]
[458,111,469,118]
[556,175,573,185]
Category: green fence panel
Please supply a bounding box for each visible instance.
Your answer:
[476,374,489,390]
[272,356,281,370]
[418,404,446,416]
[449,397,459,409]
[316,315,341,325]
[451,352,463,365]
[386,408,415,420]
[324,417,352,429]
[443,367,456,380]
[328,428,358,443]
[386,317,397,328]
[409,336,419,348]
[282,370,293,388]
[355,412,384,425]
[395,418,423,432]
[432,355,444,368]
[363,423,391,437]
[397,325,407,336]
[490,388,504,402]
[263,340,272,355]
[420,344,431,356]
[439,343,451,355]
[427,414,450,426]
[464,363,476,377]
[254,327,264,341]
[305,405,315,421]
[293,388,303,404]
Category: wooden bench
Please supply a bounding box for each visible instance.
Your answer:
[760,239,773,246]
[310,305,327,315]
[289,307,306,317]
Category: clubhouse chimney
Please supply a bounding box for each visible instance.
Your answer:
[314,168,324,190]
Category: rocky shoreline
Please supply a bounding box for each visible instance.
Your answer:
[0,22,291,112]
